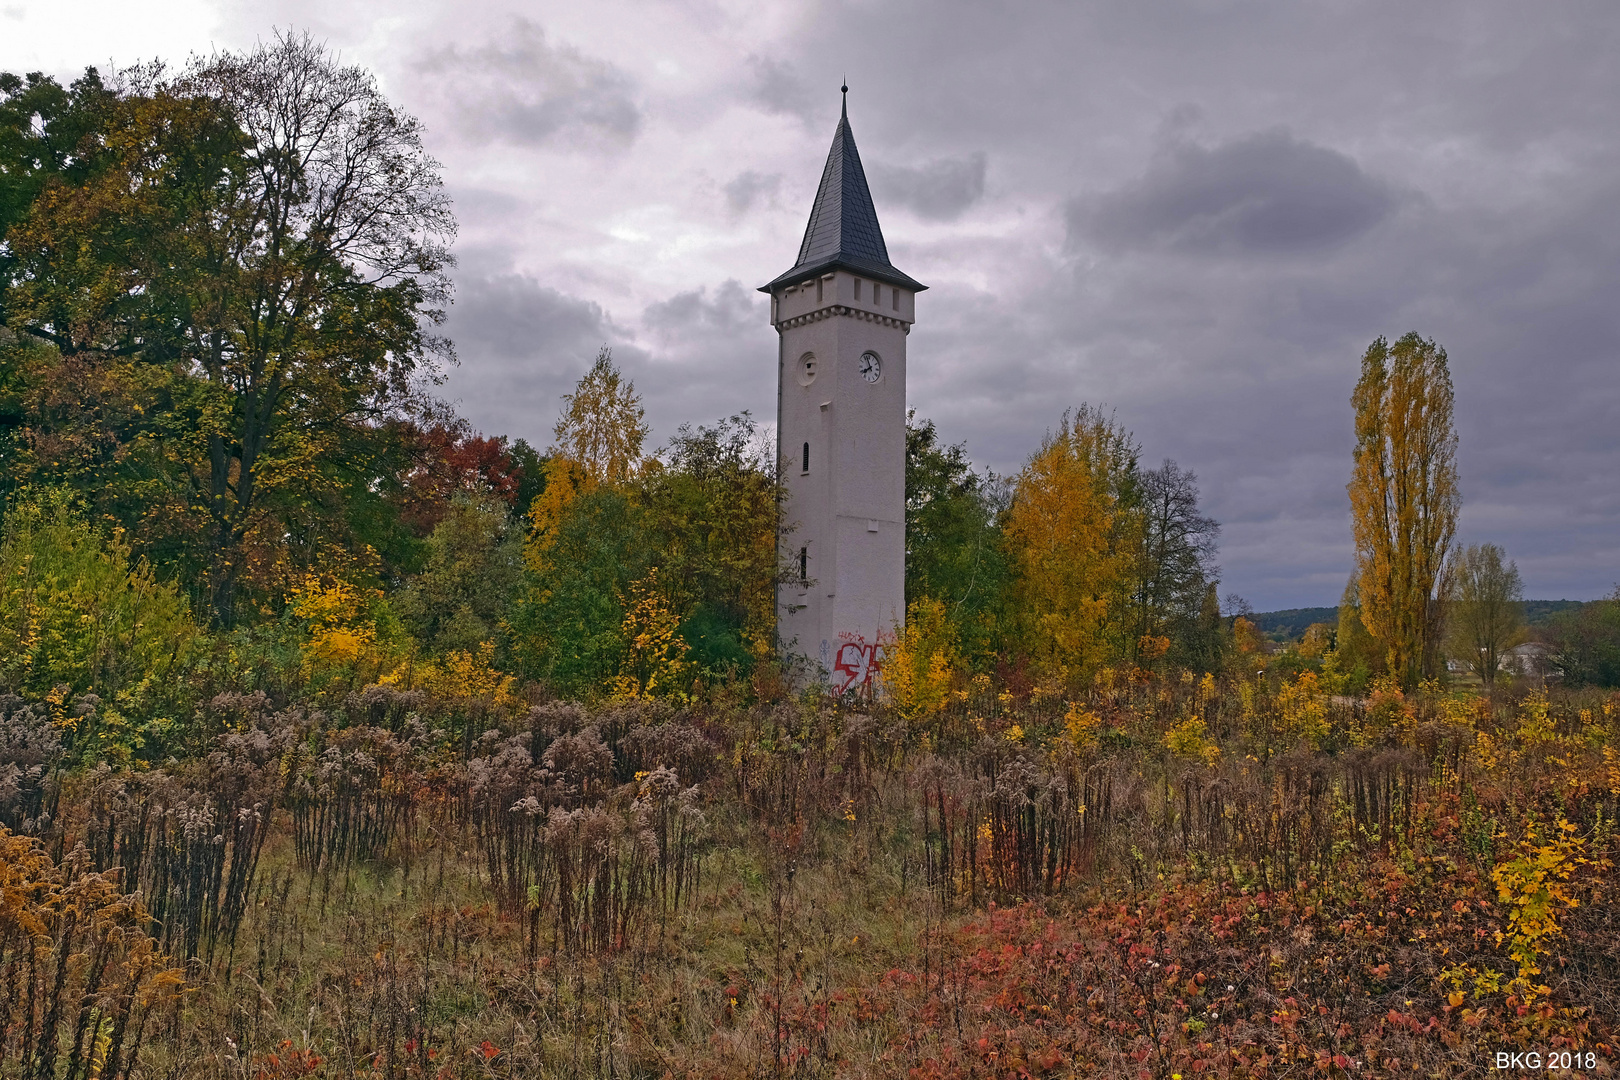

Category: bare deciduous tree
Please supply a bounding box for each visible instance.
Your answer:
[1128,459,1221,664]
[1447,543,1524,688]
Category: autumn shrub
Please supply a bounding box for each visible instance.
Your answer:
[0,495,198,700]
[611,568,696,702]
[286,574,411,698]
[1164,714,1221,766]
[405,640,523,756]
[1490,815,1595,996]
[883,597,959,727]
[0,693,62,835]
[1276,670,1330,750]
[0,828,187,1080]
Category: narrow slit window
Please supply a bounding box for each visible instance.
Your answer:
[798,546,808,583]
[853,278,862,301]
[802,441,810,473]
[816,278,823,303]
[892,287,899,311]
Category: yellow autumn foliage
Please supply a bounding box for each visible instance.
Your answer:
[610,569,694,702]
[1348,333,1459,689]
[526,456,590,574]
[1003,406,1138,685]
[883,598,960,724]
[288,575,407,690]
[412,641,521,715]
[1164,715,1220,767]
[552,346,648,488]
[1491,816,1592,994]
[1062,701,1103,751]
[1277,671,1329,749]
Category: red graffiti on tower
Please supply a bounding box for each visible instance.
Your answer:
[831,637,882,694]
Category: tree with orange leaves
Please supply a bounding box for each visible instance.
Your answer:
[1002,406,1140,685]
[1348,333,1459,689]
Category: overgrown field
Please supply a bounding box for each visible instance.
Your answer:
[4,675,1617,1079]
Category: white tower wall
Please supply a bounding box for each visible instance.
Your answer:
[774,271,913,686]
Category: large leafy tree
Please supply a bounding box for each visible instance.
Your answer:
[1,36,455,625]
[904,413,1009,665]
[1348,333,1459,688]
[1002,405,1140,683]
[1544,589,1620,689]
[392,493,523,657]
[551,345,647,487]
[513,351,652,696]
[510,485,648,697]
[1,66,238,568]
[641,413,783,674]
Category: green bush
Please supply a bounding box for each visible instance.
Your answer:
[0,493,198,699]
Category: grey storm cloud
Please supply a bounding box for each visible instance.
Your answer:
[278,0,1614,610]
[436,270,618,442]
[870,153,987,222]
[724,171,782,216]
[14,0,1620,609]
[643,280,763,339]
[447,271,609,361]
[745,55,817,122]
[637,282,776,440]
[1075,131,1398,256]
[412,18,640,147]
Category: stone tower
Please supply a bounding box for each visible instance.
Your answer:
[760,91,925,691]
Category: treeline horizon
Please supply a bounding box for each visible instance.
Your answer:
[1254,599,1600,634]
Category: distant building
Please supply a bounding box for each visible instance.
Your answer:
[1501,642,1562,683]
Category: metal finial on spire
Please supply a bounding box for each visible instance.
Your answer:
[841,79,848,117]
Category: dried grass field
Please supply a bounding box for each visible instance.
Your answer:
[4,676,1618,1079]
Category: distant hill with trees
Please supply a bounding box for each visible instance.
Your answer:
[1250,607,1338,639]
[1254,598,1594,641]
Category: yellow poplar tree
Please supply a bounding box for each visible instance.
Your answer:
[1003,406,1139,684]
[1348,333,1460,689]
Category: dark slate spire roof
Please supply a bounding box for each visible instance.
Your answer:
[759,94,926,295]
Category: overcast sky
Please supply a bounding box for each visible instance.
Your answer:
[7,1,1618,609]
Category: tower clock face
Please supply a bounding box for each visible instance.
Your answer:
[858,351,882,383]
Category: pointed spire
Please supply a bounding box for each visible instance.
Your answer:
[760,89,925,295]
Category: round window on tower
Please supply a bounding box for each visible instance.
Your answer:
[797,353,818,386]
